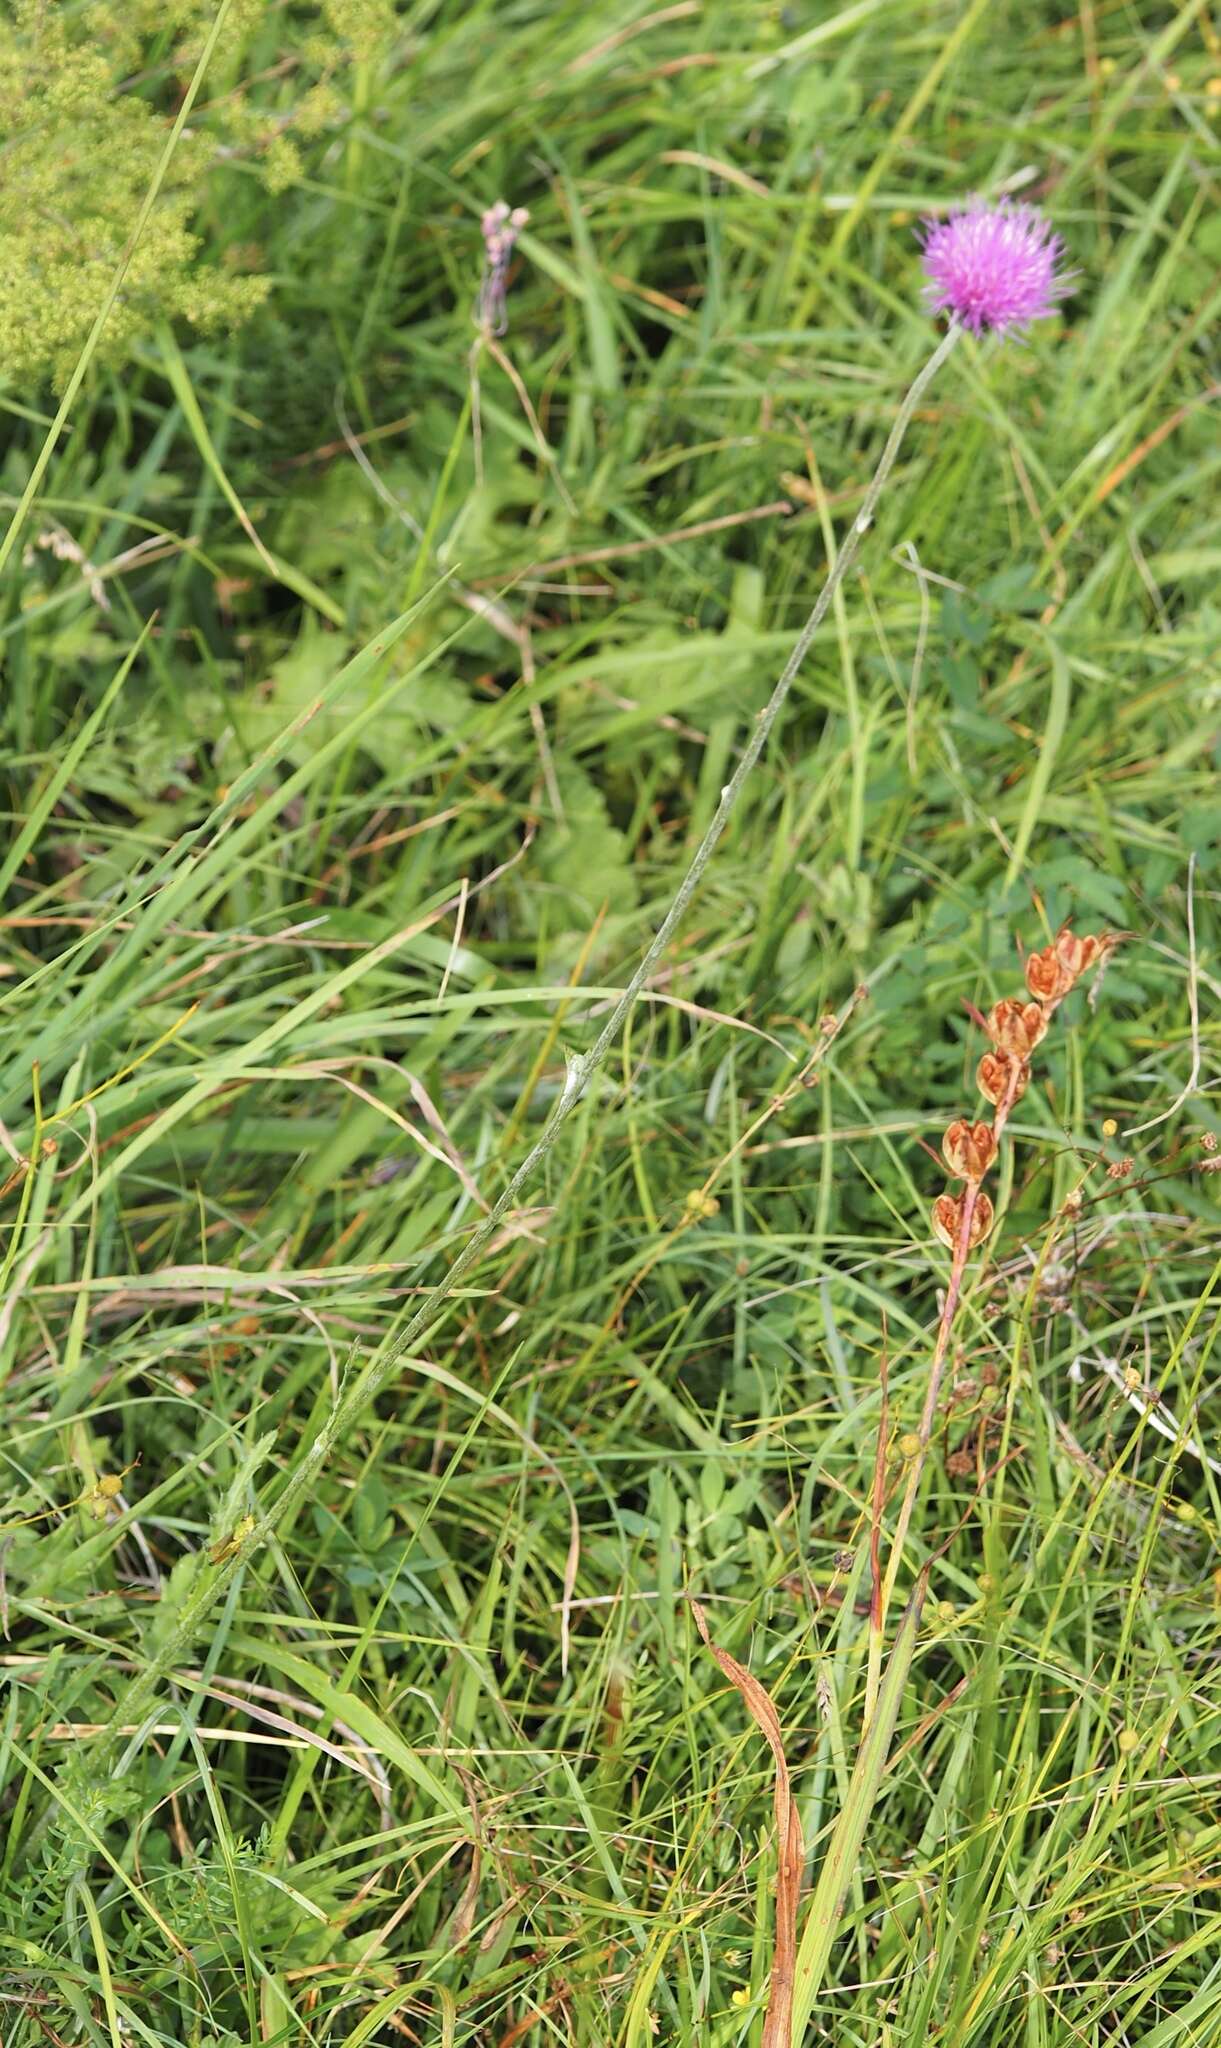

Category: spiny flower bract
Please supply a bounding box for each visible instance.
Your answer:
[920,201,1069,337]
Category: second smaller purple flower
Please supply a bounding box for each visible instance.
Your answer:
[477,200,530,336]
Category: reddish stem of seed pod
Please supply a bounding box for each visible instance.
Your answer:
[898,927,1119,1661]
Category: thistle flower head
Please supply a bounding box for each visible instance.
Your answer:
[920,201,1069,337]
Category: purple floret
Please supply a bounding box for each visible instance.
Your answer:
[920,201,1069,336]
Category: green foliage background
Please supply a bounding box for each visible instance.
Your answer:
[0,2,1217,2043]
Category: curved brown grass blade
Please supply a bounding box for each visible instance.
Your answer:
[691,1597,803,2047]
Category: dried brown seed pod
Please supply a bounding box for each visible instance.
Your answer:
[977,1050,1029,1107]
[1054,926,1101,980]
[985,998,1048,1059]
[1024,945,1074,1005]
[942,1118,997,1181]
[931,1188,995,1250]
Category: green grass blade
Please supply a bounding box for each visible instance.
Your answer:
[790,1581,925,2042]
[1005,638,1070,887]
[0,619,150,902]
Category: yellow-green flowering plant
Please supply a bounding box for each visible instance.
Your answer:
[0,0,396,388]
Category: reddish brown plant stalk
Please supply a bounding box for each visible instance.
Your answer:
[869,926,1119,1705]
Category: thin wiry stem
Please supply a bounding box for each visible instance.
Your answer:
[869,1046,1023,1722]
[83,323,962,1779]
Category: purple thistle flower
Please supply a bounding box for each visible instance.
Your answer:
[920,201,1069,337]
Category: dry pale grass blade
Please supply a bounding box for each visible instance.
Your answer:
[469,497,793,584]
[691,1598,803,2048]
[790,1577,925,2044]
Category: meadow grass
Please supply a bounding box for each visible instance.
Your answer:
[0,3,1218,2043]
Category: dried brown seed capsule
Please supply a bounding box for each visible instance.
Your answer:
[942,1118,997,1182]
[931,1188,995,1250]
[985,998,1048,1059]
[1025,945,1073,1005]
[1054,927,1101,980]
[977,1050,1030,1107]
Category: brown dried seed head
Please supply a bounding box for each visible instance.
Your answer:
[943,1118,997,1181]
[931,1193,959,1247]
[977,1050,1030,1107]
[1025,945,1073,1005]
[931,1188,995,1250]
[986,998,1048,1059]
[1054,926,1101,980]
